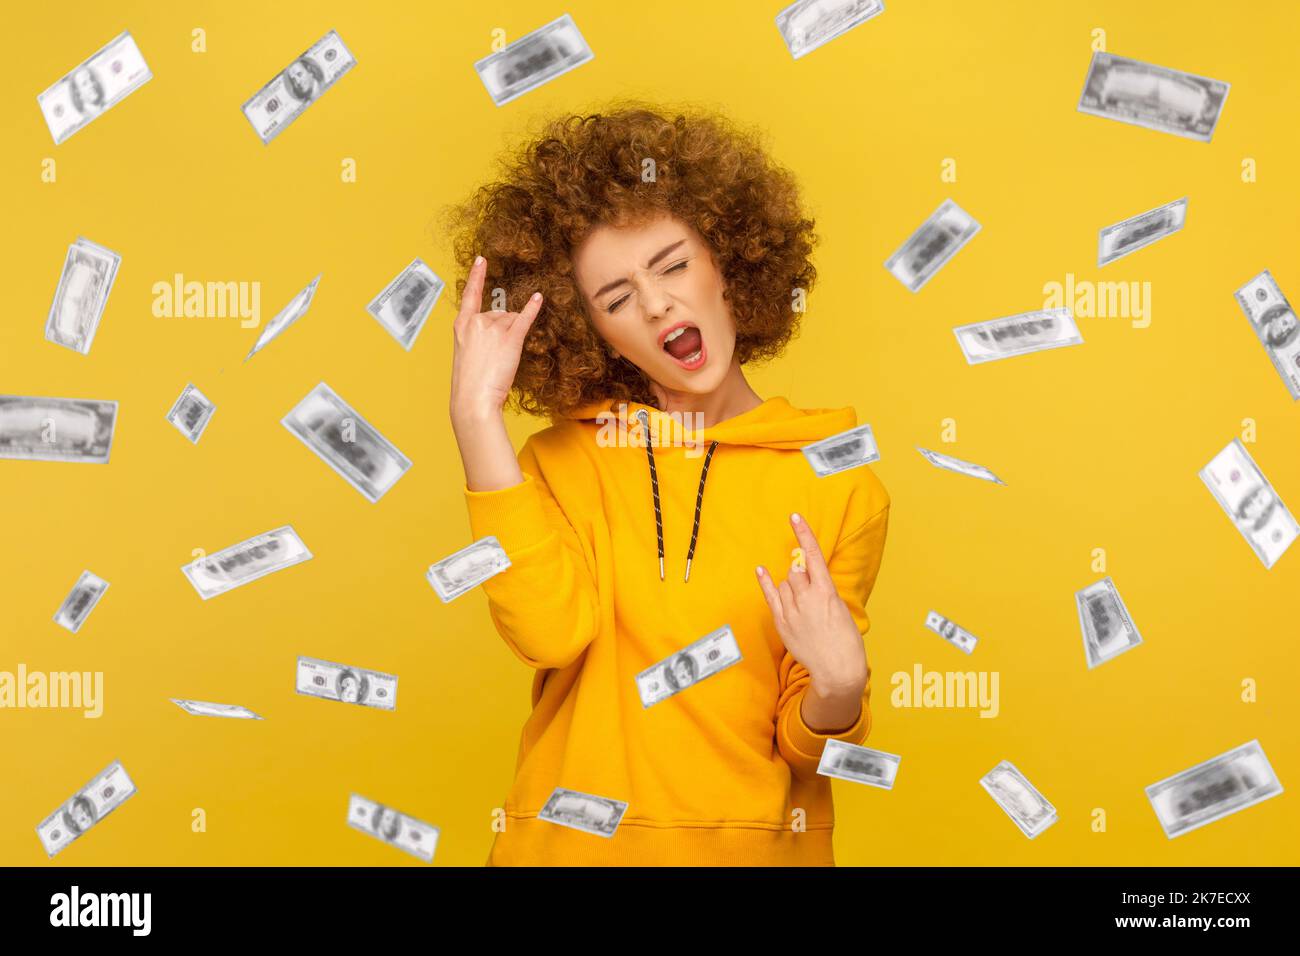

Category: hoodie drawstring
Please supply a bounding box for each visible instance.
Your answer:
[635,409,719,583]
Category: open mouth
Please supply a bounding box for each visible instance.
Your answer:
[660,323,706,370]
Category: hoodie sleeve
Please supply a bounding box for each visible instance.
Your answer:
[462,439,600,670]
[775,504,890,780]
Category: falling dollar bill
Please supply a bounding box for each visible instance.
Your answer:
[474,13,594,107]
[1077,52,1230,143]
[915,446,1005,485]
[426,536,511,602]
[1098,197,1187,267]
[0,395,117,463]
[296,655,397,711]
[181,525,313,599]
[775,0,885,60]
[347,794,438,863]
[246,274,320,361]
[53,570,110,634]
[980,760,1057,839]
[1233,270,1299,401]
[242,30,356,143]
[884,199,981,293]
[38,31,152,145]
[923,610,978,654]
[1146,740,1283,839]
[538,787,628,838]
[282,382,412,503]
[165,383,216,444]
[170,698,264,720]
[953,308,1083,365]
[1199,439,1298,570]
[802,424,880,477]
[817,739,900,789]
[635,624,742,708]
[1076,577,1143,668]
[45,237,121,354]
[366,258,444,350]
[36,760,137,858]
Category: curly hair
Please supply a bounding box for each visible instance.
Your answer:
[441,100,818,419]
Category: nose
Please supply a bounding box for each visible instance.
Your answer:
[635,272,673,321]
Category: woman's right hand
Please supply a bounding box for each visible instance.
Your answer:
[450,255,543,430]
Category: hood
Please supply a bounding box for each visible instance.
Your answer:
[565,397,858,584]
[565,396,857,450]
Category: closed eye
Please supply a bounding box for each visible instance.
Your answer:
[604,259,690,314]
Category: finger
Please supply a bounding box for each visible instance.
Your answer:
[786,548,810,598]
[778,578,797,615]
[454,255,487,333]
[789,512,832,585]
[755,565,786,625]
[508,291,544,345]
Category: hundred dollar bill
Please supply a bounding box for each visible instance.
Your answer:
[53,570,110,634]
[366,258,444,350]
[474,13,594,107]
[1233,270,1299,400]
[38,31,152,145]
[915,446,1005,485]
[884,199,981,293]
[1098,197,1187,267]
[170,698,264,720]
[817,739,900,789]
[954,308,1083,365]
[776,0,886,60]
[246,274,320,361]
[924,610,977,654]
[0,395,118,463]
[242,31,356,144]
[538,787,628,838]
[282,382,411,503]
[1199,438,1298,570]
[635,624,742,708]
[1146,740,1283,839]
[1077,52,1230,143]
[347,794,438,863]
[36,760,136,858]
[426,536,511,603]
[802,424,879,477]
[1076,576,1143,668]
[980,760,1057,839]
[296,655,397,711]
[165,383,216,444]
[45,237,121,354]
[182,525,313,599]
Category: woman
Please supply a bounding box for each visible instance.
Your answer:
[446,104,890,865]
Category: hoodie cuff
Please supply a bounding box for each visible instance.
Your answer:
[780,688,872,762]
[463,474,552,555]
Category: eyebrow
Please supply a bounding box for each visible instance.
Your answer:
[591,239,687,300]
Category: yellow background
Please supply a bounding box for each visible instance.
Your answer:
[2,0,1296,866]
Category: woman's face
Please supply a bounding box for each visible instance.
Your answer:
[572,211,736,398]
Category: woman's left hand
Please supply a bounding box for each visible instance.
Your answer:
[755,513,868,700]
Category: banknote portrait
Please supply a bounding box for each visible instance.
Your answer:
[372,805,401,843]
[68,67,106,116]
[663,654,698,694]
[337,669,368,704]
[62,796,96,837]
[1258,303,1297,350]
[284,57,324,102]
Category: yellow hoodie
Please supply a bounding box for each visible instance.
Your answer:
[463,397,890,865]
